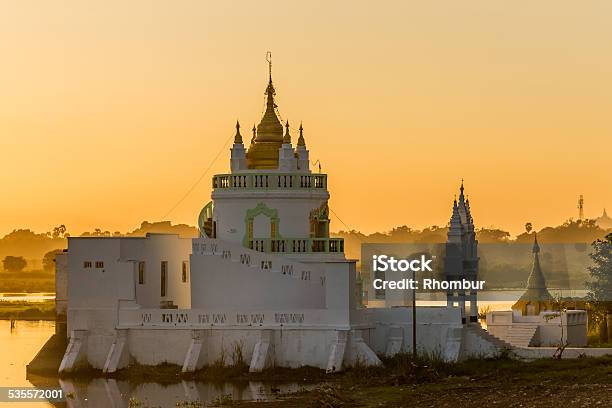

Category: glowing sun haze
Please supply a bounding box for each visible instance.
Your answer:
[0,1,611,237]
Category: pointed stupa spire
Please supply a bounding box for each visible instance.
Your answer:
[512,232,553,314]
[247,52,284,169]
[255,51,282,142]
[283,120,291,144]
[604,208,608,217]
[234,121,243,144]
[297,122,306,146]
[251,124,256,143]
[448,198,463,241]
[532,232,540,254]
[519,232,553,301]
[450,199,462,227]
[459,179,465,202]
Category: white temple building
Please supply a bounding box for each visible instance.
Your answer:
[56,60,516,375]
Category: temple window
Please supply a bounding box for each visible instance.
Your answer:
[161,261,168,297]
[138,261,145,284]
[182,261,189,283]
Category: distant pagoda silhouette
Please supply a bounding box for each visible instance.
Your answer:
[444,180,479,323]
[512,233,554,316]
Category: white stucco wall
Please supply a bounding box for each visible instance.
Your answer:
[190,238,334,310]
[211,191,329,244]
[55,251,68,316]
[65,234,192,339]
[119,234,192,309]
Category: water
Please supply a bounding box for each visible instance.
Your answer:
[2,291,588,406]
[0,320,308,407]
[0,293,55,302]
[0,320,56,407]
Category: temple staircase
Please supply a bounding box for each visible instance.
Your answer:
[467,323,514,351]
[505,324,538,347]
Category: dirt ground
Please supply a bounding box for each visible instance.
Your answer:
[235,355,612,407]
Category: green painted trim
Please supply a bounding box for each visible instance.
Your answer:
[243,202,281,247]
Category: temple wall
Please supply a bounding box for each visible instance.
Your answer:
[211,192,329,243]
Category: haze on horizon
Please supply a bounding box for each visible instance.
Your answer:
[0,1,611,237]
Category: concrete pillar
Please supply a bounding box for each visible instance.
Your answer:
[469,292,478,323]
[326,330,348,373]
[346,330,382,367]
[249,330,275,372]
[59,330,88,373]
[182,330,208,373]
[385,326,404,356]
[103,329,130,373]
[444,327,463,362]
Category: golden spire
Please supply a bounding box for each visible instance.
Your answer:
[297,122,306,146]
[247,52,285,169]
[255,52,283,143]
[234,120,243,144]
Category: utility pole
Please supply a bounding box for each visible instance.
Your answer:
[412,267,417,358]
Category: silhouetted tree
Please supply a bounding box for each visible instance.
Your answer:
[2,256,27,272]
[525,222,533,234]
[52,225,67,239]
[586,233,612,342]
[42,249,63,272]
[476,228,511,243]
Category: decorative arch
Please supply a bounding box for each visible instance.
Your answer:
[310,202,330,238]
[243,203,280,246]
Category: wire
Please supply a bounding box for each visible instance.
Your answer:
[161,133,234,220]
[329,207,362,241]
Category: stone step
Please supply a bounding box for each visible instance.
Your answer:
[467,324,514,350]
[505,325,538,347]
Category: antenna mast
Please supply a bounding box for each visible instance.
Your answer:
[578,195,584,220]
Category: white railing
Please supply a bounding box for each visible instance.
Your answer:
[192,238,327,288]
[117,308,349,328]
[212,173,327,191]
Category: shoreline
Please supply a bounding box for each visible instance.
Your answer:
[31,353,612,407]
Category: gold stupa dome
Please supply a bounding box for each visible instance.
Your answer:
[247,54,284,169]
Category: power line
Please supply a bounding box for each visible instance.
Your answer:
[161,133,233,220]
[329,207,362,241]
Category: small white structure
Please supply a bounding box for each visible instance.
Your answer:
[486,310,588,347]
[57,60,508,375]
[486,235,589,348]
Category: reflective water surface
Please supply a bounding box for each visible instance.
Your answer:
[1,320,307,407]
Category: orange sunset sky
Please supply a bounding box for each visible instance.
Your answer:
[0,1,611,237]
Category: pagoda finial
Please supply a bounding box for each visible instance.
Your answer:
[532,232,540,254]
[297,122,306,146]
[234,120,243,144]
[283,120,291,144]
[265,51,275,97]
[459,179,466,202]
[267,51,272,82]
